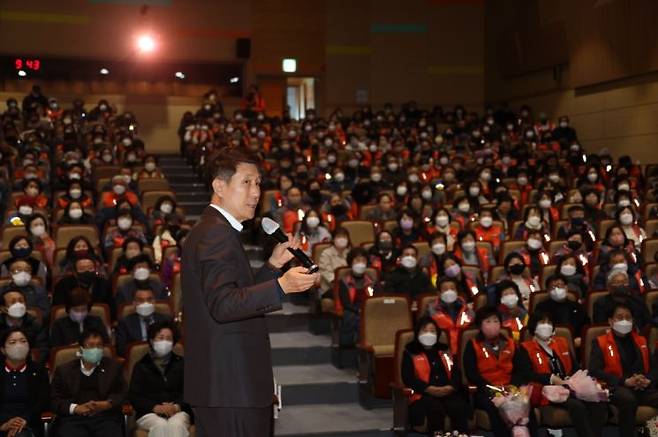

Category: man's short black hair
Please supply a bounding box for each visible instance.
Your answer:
[207,147,260,184]
[79,327,106,346]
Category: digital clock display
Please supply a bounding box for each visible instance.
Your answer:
[14,58,41,71]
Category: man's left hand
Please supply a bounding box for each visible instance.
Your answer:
[269,233,299,269]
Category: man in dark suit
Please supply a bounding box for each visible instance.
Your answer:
[51,328,125,437]
[115,286,171,356]
[182,147,318,437]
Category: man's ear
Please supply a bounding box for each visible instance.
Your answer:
[211,178,225,198]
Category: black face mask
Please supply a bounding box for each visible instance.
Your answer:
[379,241,393,251]
[77,271,96,287]
[570,217,585,227]
[331,205,347,216]
[567,240,582,251]
[509,264,525,275]
[611,286,629,300]
[11,247,31,259]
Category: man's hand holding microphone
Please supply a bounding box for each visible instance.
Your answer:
[268,231,319,294]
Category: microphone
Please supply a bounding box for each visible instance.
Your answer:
[261,217,319,273]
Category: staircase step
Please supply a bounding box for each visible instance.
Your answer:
[170,182,207,190]
[271,346,331,366]
[267,313,311,333]
[176,192,211,203]
[273,403,391,436]
[168,174,203,184]
[281,382,357,406]
[273,364,356,386]
[163,167,196,176]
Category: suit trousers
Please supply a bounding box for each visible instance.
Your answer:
[193,406,272,437]
[56,415,122,437]
[611,386,658,437]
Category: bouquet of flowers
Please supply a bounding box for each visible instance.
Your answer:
[541,385,570,403]
[565,370,609,402]
[489,385,533,437]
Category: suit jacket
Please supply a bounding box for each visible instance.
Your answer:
[0,360,49,437]
[128,352,192,419]
[182,206,282,408]
[115,312,171,357]
[51,357,125,417]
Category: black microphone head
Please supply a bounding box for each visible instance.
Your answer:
[261,217,280,235]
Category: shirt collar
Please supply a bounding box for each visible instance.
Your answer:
[209,204,243,232]
[4,361,26,373]
[79,360,97,376]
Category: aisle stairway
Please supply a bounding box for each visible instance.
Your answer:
[160,154,393,436]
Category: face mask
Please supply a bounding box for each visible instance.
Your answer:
[445,264,461,278]
[113,184,126,195]
[159,202,174,214]
[136,302,155,317]
[379,240,392,251]
[400,218,414,230]
[620,213,633,225]
[401,256,417,269]
[26,187,38,197]
[306,216,320,229]
[69,172,81,181]
[441,289,458,304]
[559,121,568,128]
[118,217,133,230]
[18,206,33,216]
[68,188,83,199]
[527,238,543,250]
[480,216,493,228]
[527,216,541,227]
[517,177,528,186]
[352,262,367,276]
[612,320,633,335]
[69,208,83,220]
[7,302,26,319]
[144,162,156,172]
[134,267,150,281]
[388,163,398,172]
[348,159,359,168]
[432,243,446,256]
[70,309,88,323]
[439,157,449,165]
[12,247,31,259]
[560,264,576,276]
[501,294,519,308]
[567,240,582,251]
[421,190,432,200]
[587,173,598,182]
[617,199,631,208]
[408,174,419,184]
[481,321,501,339]
[458,202,470,213]
[4,343,29,362]
[548,174,560,183]
[618,184,630,192]
[334,173,345,182]
[461,241,475,252]
[539,199,552,209]
[102,154,113,162]
[418,332,437,347]
[611,262,628,272]
[152,340,174,358]
[334,237,349,249]
[367,172,382,182]
[480,172,492,182]
[535,323,554,341]
[81,347,103,365]
[469,187,480,197]
[396,186,408,196]
[327,155,337,164]
[31,225,45,237]
[435,215,449,227]
[12,272,31,287]
[509,264,525,276]
[550,287,567,302]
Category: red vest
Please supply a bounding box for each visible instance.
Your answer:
[408,350,454,403]
[596,330,649,379]
[521,337,573,376]
[471,337,515,386]
[520,249,550,269]
[335,274,374,314]
[430,300,473,355]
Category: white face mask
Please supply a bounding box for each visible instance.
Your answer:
[527,238,543,250]
[501,294,519,308]
[422,190,432,200]
[334,173,345,182]
[461,241,475,252]
[469,187,480,197]
[31,225,45,237]
[134,267,150,281]
[4,342,29,361]
[432,243,446,256]
[401,256,417,269]
[560,265,576,276]
[113,184,126,195]
[435,215,449,227]
[539,199,552,209]
[7,302,26,319]
[70,189,82,199]
[352,262,367,276]
[396,186,408,196]
[441,289,458,304]
[371,173,382,182]
[458,202,470,213]
[418,332,437,347]
[334,237,349,249]
[152,340,173,358]
[306,217,320,228]
[135,302,155,317]
[535,323,554,341]
[527,216,541,227]
[160,203,173,214]
[408,174,419,184]
[18,206,33,216]
[612,262,628,273]
[144,162,156,172]
[587,173,598,182]
[480,216,493,228]
[12,272,31,287]
[612,320,633,335]
[118,217,133,230]
[69,208,83,219]
[549,287,567,302]
[620,213,634,225]
[618,184,630,192]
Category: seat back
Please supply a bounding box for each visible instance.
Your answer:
[548,240,566,256]
[124,342,150,385]
[50,304,111,331]
[459,328,481,385]
[645,290,658,316]
[55,225,100,249]
[115,272,162,290]
[1,227,27,250]
[500,240,526,263]
[393,329,415,385]
[646,219,658,239]
[582,325,610,368]
[416,293,437,318]
[642,239,658,265]
[598,219,616,239]
[137,178,170,193]
[141,191,176,213]
[109,246,155,273]
[359,204,378,220]
[312,243,332,264]
[528,291,578,315]
[540,265,557,288]
[341,220,375,248]
[360,295,412,356]
[412,242,431,260]
[586,291,609,320]
[489,265,506,284]
[171,272,182,316]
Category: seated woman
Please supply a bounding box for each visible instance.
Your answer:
[514,311,607,437]
[438,254,483,299]
[24,214,55,268]
[513,206,549,241]
[420,232,447,287]
[112,237,147,276]
[535,275,589,347]
[336,248,381,347]
[490,253,539,308]
[129,321,193,437]
[0,327,49,437]
[401,316,470,435]
[57,180,93,210]
[57,200,94,226]
[149,195,184,229]
[495,280,528,342]
[425,276,474,355]
[453,230,494,275]
[0,236,48,285]
[464,306,537,437]
[367,230,399,275]
[294,209,331,258]
[318,227,351,298]
[50,287,110,348]
[58,236,105,276]
[555,253,589,299]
